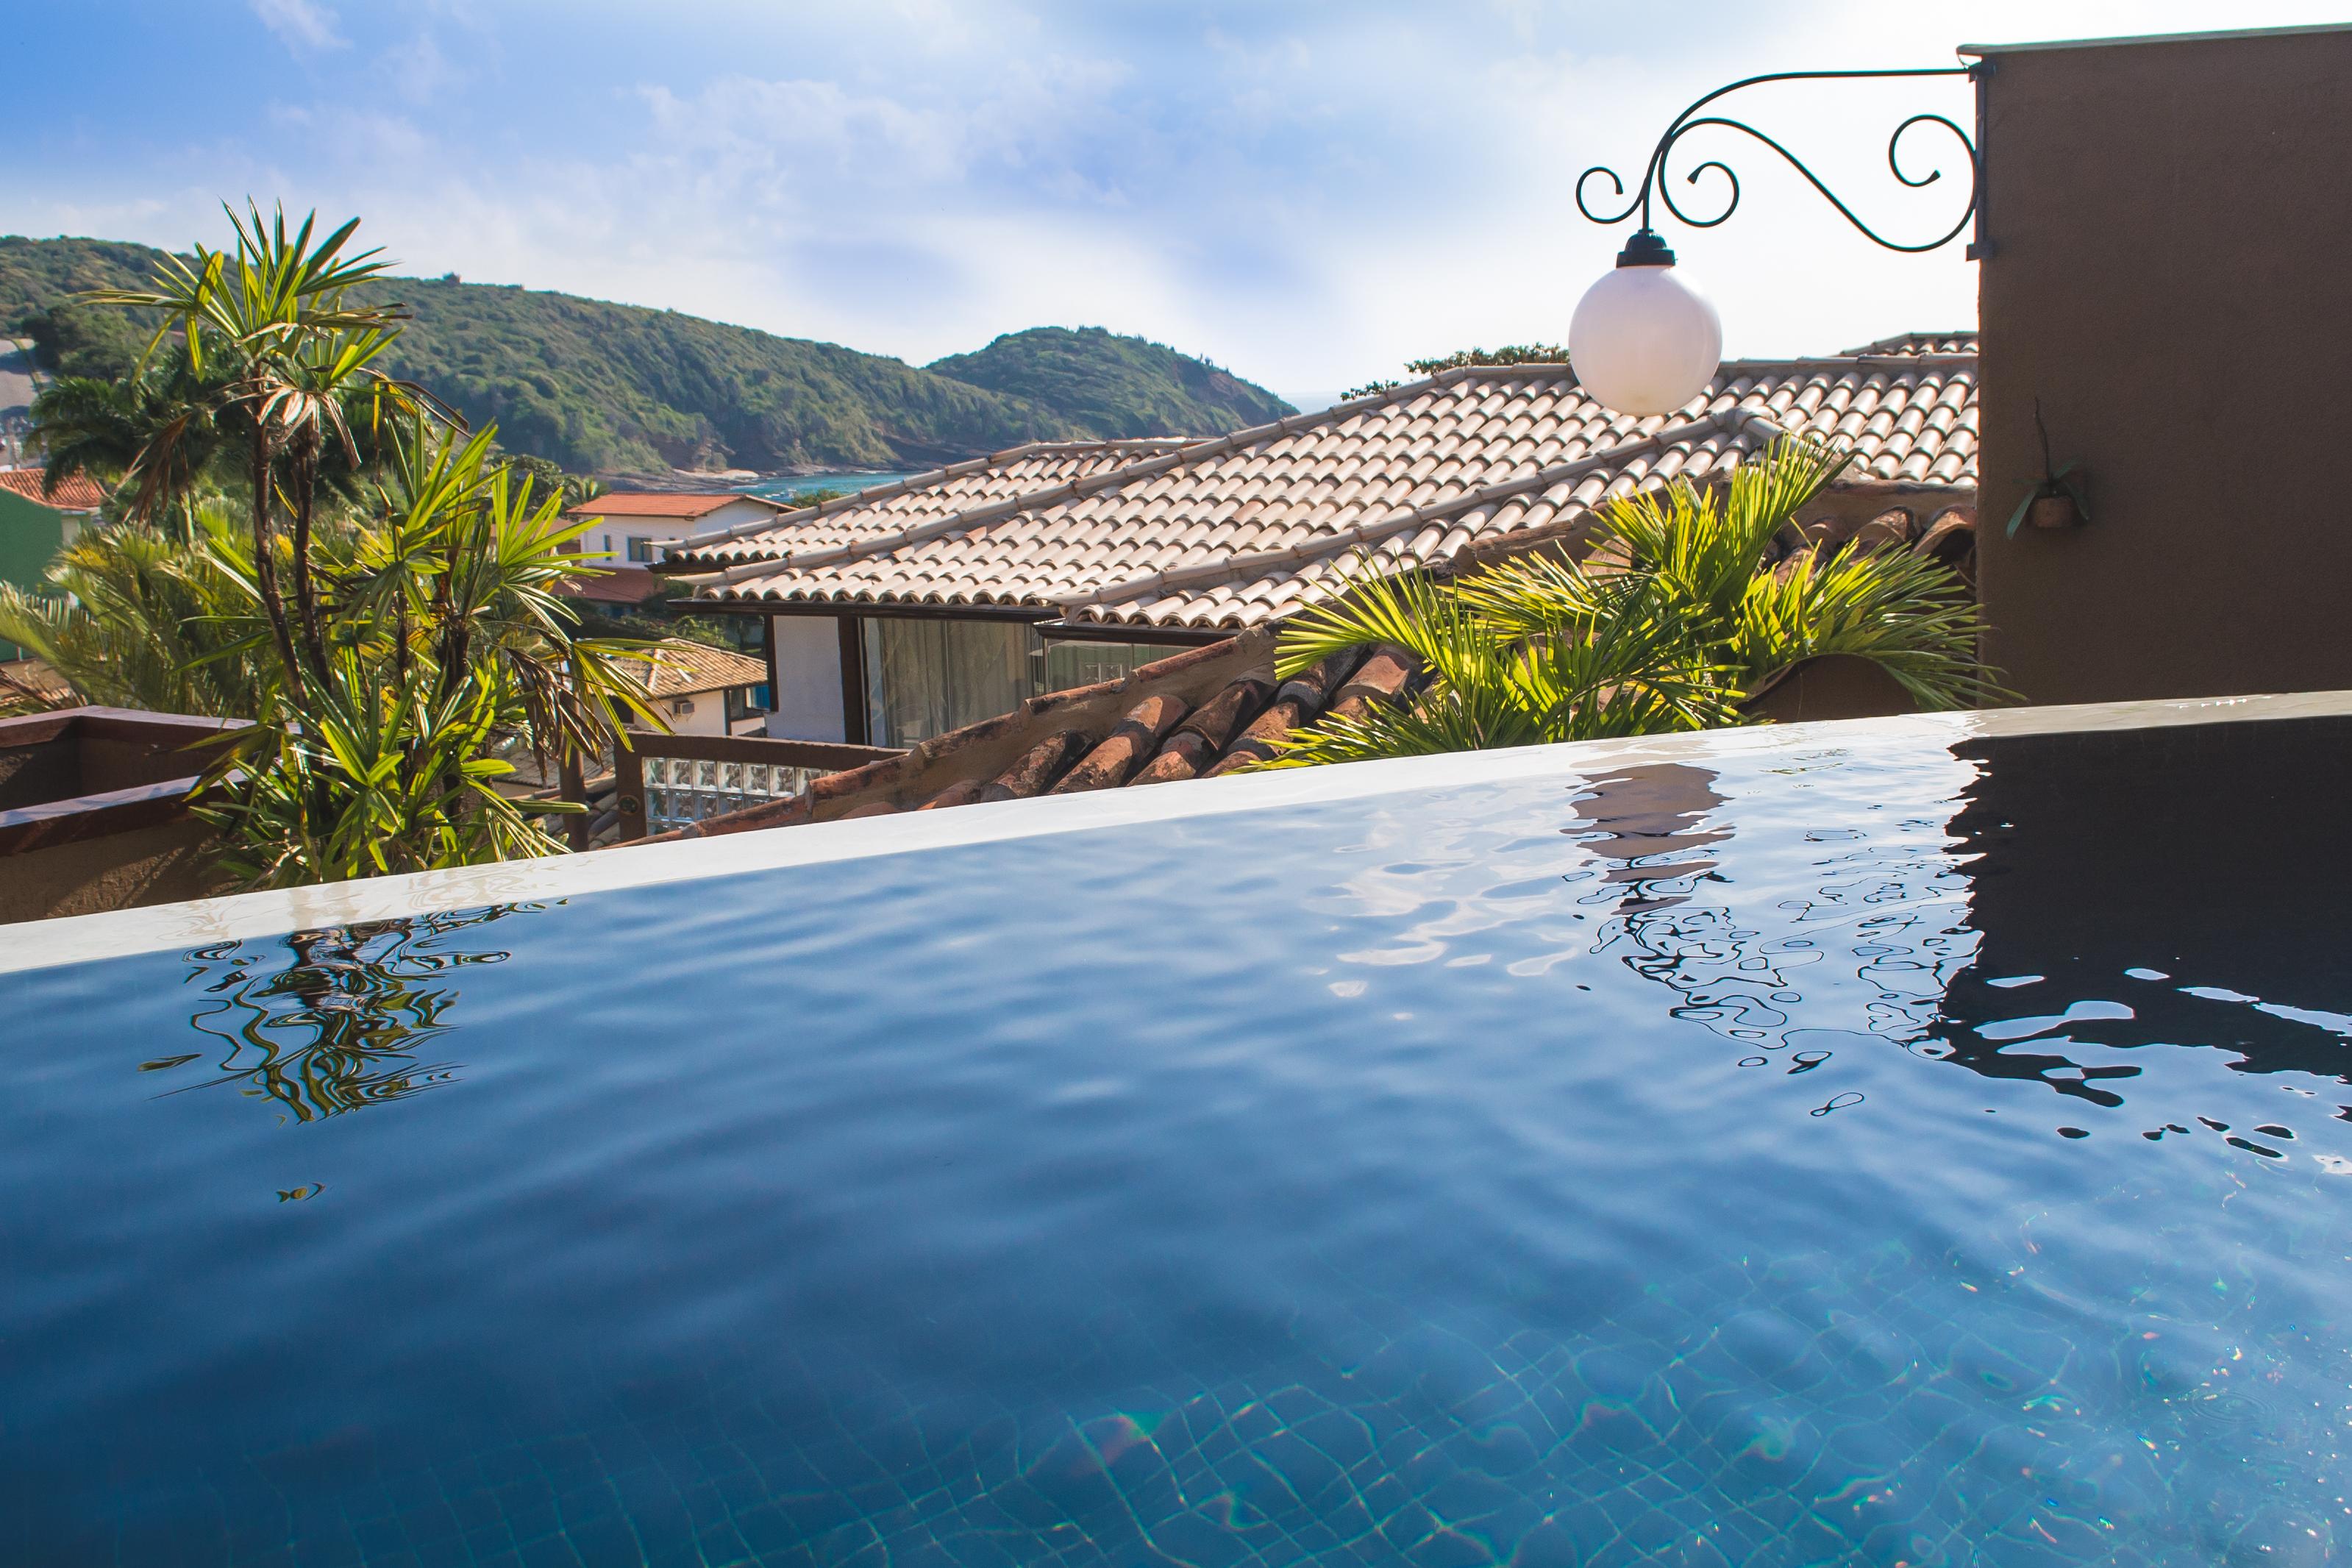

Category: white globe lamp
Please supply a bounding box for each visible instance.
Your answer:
[1568,229,1722,417]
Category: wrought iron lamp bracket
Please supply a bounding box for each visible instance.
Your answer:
[1576,64,1987,263]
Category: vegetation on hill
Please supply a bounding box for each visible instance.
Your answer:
[927,326,1293,440]
[1,235,1294,475]
[1340,343,1573,402]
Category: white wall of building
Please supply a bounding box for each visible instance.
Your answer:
[659,689,732,737]
[582,497,784,564]
[765,614,847,741]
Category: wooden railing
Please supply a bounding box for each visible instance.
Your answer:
[610,729,903,841]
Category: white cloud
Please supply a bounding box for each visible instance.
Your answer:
[250,0,345,51]
[21,0,2352,398]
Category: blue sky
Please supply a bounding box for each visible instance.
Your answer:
[12,1,2348,406]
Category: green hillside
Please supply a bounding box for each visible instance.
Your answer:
[0,235,1294,475]
[927,326,1293,439]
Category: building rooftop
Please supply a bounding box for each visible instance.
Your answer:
[571,492,788,521]
[632,642,767,699]
[0,468,107,511]
[673,340,1977,634]
[552,564,668,608]
[645,482,1977,842]
[641,630,1413,838]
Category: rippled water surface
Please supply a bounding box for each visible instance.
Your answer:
[5,716,2351,1567]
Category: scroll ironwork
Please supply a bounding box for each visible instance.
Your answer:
[1576,67,1984,255]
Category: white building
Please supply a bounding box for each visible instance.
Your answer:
[567,493,791,566]
[626,644,771,737]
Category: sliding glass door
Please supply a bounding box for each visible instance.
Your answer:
[863,618,1036,749]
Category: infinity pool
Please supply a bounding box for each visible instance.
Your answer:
[4,702,2348,1567]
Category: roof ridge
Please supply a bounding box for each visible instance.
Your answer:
[682,363,1563,588]
[671,437,1217,553]
[1051,408,1786,620]
[1836,329,1978,356]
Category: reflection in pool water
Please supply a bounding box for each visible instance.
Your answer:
[2,713,2349,1565]
[162,908,532,1123]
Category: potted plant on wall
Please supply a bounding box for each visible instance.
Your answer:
[2006,401,2091,536]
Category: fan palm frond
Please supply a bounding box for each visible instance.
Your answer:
[1265,435,1990,769]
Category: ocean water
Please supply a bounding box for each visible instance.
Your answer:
[2,714,2348,1566]
[744,471,919,503]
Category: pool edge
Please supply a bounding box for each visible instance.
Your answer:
[6,690,2347,974]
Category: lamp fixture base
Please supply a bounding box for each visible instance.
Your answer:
[1615,228,1677,268]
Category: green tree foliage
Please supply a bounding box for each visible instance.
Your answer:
[925,327,1294,439]
[18,299,149,379]
[1403,343,1571,375]
[1341,344,1574,401]
[1268,439,1995,766]
[0,503,261,716]
[28,366,233,524]
[4,235,1295,474]
[61,204,676,888]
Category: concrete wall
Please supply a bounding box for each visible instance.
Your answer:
[1975,25,2352,704]
[0,815,224,924]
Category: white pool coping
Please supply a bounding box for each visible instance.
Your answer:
[7,689,2349,975]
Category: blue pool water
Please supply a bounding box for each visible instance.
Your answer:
[4,714,2351,1566]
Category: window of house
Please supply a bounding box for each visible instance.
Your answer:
[626,537,655,563]
[1036,639,1180,694]
[863,618,1038,749]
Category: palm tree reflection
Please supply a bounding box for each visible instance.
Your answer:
[159,906,535,1122]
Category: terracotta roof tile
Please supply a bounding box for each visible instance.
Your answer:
[0,468,107,510]
[650,501,1978,848]
[552,565,666,607]
[626,642,767,698]
[677,343,1978,633]
[571,491,788,520]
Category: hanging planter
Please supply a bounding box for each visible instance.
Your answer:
[2006,400,2091,538]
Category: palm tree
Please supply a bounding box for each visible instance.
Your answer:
[0,501,260,717]
[63,202,675,888]
[1269,438,1995,766]
[89,203,420,701]
[26,366,232,530]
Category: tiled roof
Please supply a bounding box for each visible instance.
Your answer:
[552,565,667,607]
[644,630,1422,839]
[631,642,767,699]
[675,440,1201,563]
[571,492,787,520]
[0,468,107,510]
[677,344,1976,632]
[1842,331,1978,357]
[0,658,74,705]
[646,491,1977,843]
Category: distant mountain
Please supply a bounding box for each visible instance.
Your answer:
[927,327,1294,441]
[0,235,1294,476]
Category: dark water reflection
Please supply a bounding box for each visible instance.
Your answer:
[1936,718,2352,1118]
[4,715,2351,1566]
[157,908,532,1123]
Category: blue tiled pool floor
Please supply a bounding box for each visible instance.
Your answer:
[6,713,2351,1565]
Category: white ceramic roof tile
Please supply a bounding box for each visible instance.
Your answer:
[686,346,1979,630]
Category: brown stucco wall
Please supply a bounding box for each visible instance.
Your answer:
[0,815,225,924]
[1974,26,2352,705]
